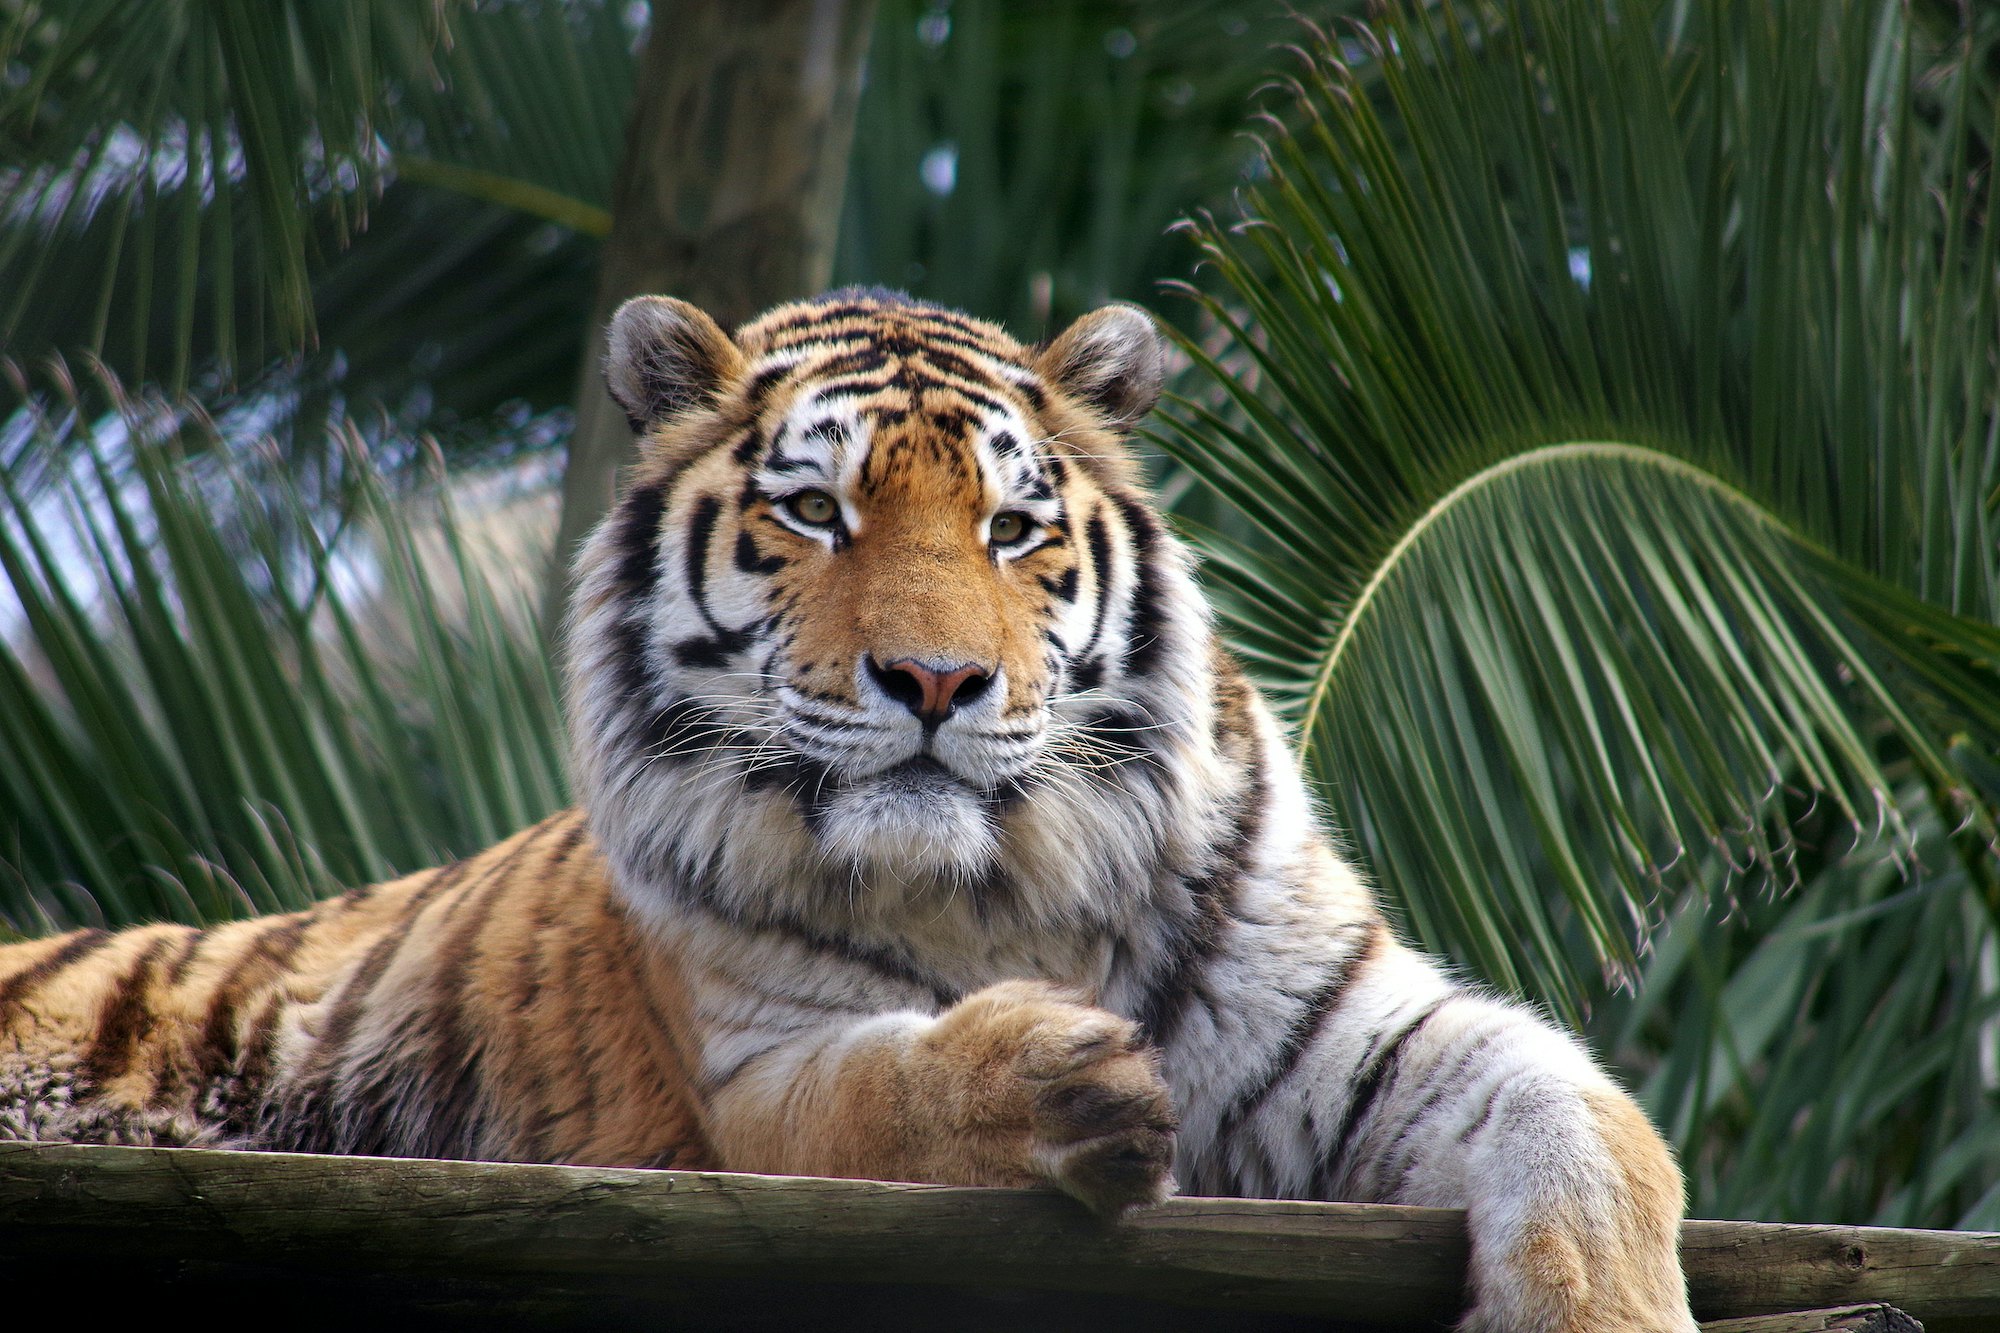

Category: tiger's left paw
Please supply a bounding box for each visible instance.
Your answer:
[1461,1089,1696,1333]
[1459,1218,1697,1333]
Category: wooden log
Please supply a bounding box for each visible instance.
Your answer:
[1699,1305,1921,1333]
[0,1143,1995,1329]
[0,1143,1466,1327]
[1681,1216,1998,1326]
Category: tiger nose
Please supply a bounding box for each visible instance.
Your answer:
[867,656,993,727]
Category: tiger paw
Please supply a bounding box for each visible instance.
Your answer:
[917,979,1177,1213]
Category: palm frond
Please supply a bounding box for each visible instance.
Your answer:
[1595,794,2000,1228]
[0,0,635,401]
[0,0,446,382]
[0,368,565,930]
[1155,0,2000,1012]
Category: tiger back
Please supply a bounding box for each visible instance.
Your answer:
[0,813,709,1166]
[0,290,1696,1333]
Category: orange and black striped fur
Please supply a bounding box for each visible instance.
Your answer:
[0,813,706,1165]
[2,291,1695,1332]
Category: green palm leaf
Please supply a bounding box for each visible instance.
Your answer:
[1,1,442,381]
[0,374,566,931]
[1155,0,2000,1015]
[0,0,632,397]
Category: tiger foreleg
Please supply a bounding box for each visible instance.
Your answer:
[1339,988,1696,1333]
[1444,1071,1694,1333]
[703,979,1176,1213]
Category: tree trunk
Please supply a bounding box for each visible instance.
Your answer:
[545,0,878,630]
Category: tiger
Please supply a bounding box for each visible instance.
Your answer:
[0,289,1695,1332]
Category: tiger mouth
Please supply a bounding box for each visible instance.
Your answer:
[877,755,956,789]
[804,750,1027,813]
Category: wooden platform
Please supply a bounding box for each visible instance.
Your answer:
[1,1144,1990,1329]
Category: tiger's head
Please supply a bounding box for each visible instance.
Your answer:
[567,290,1240,938]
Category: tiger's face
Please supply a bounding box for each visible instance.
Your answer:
[738,344,1070,787]
[569,290,1219,924]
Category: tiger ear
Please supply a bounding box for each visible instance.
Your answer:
[604,296,746,432]
[1035,303,1167,431]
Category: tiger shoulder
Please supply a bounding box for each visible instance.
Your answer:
[1,289,1696,1333]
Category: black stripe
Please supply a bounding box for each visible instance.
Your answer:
[1320,997,1452,1191]
[396,844,521,1157]
[1134,757,1269,1045]
[80,936,171,1088]
[513,883,557,1017]
[271,842,528,1156]
[1380,1023,1511,1196]
[197,915,315,1080]
[870,319,1003,360]
[634,695,743,766]
[0,928,110,1011]
[1455,1080,1505,1147]
[673,632,750,669]
[215,993,287,1142]
[611,482,667,600]
[937,381,1012,419]
[1072,706,1169,782]
[1113,495,1169,678]
[306,856,478,1069]
[902,340,992,387]
[607,615,663,723]
[545,816,590,868]
[1213,924,1385,1143]
[768,294,910,326]
[905,404,975,440]
[744,361,795,408]
[811,346,892,381]
[685,891,955,1011]
[804,373,897,408]
[1076,511,1115,665]
[803,419,848,448]
[683,495,724,609]
[813,348,1013,419]
[673,494,755,666]
[772,922,955,1010]
[742,750,834,802]
[896,321,1016,361]
[162,925,208,988]
[763,303,1017,359]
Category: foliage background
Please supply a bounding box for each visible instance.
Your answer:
[6,0,2000,1232]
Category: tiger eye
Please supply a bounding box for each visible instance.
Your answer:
[786,490,840,526]
[990,511,1030,545]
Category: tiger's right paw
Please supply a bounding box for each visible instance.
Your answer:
[917,979,1177,1214]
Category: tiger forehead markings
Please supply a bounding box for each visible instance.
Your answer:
[1,290,1698,1333]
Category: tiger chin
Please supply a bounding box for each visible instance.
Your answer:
[0,288,1696,1333]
